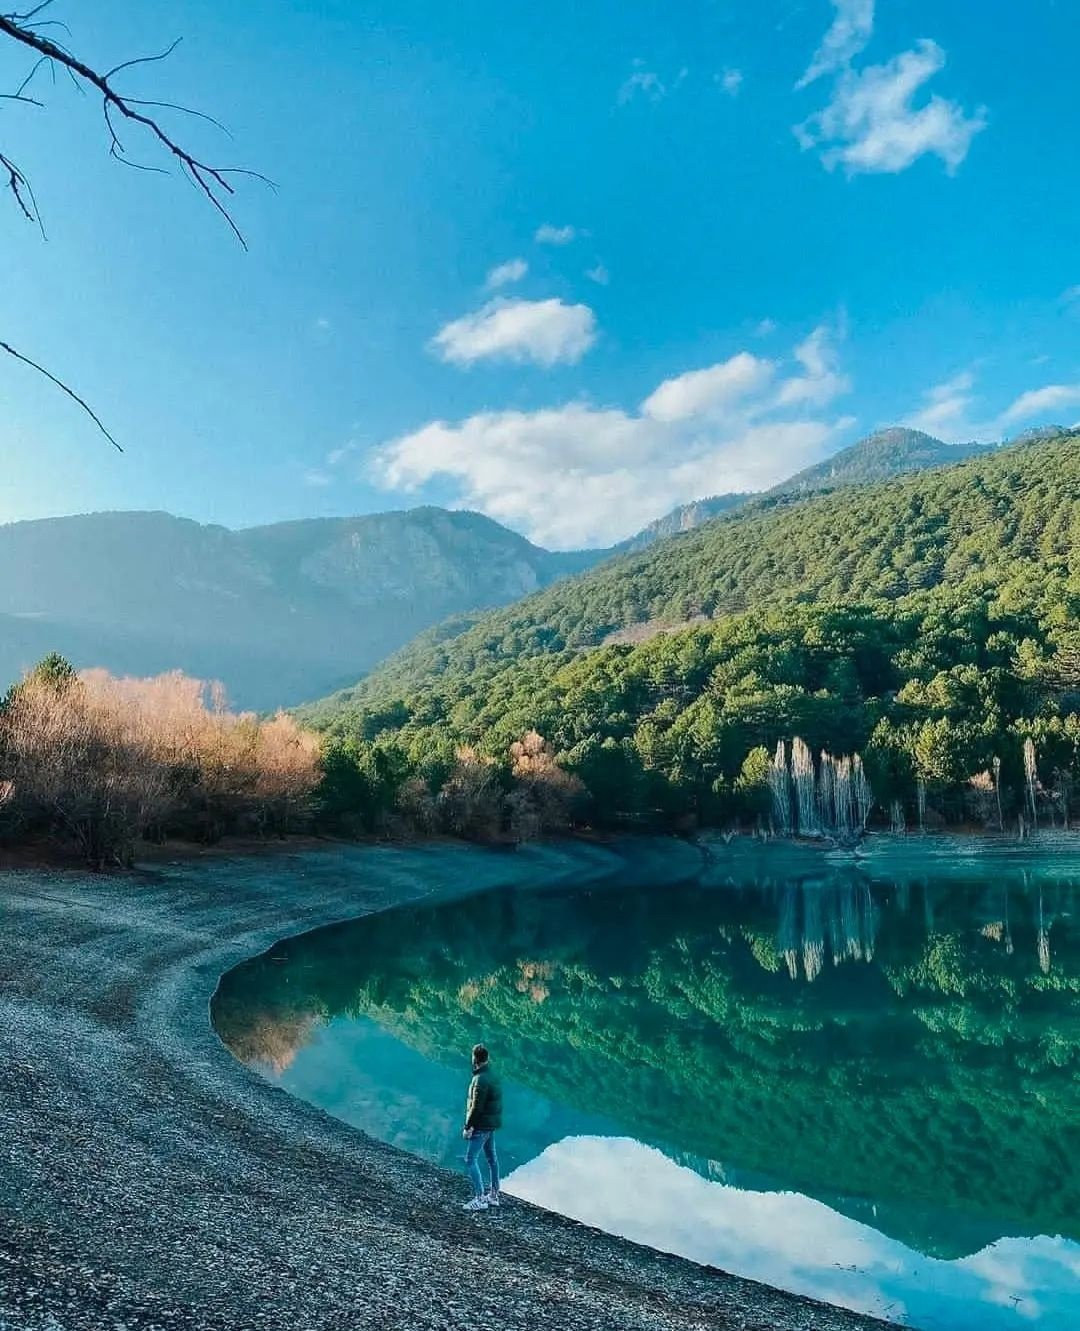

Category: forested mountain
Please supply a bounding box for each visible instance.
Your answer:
[0,426,1029,714]
[616,428,992,553]
[306,432,1049,719]
[304,431,1080,835]
[0,508,598,709]
[775,427,996,495]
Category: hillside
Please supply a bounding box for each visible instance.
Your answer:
[775,427,995,494]
[0,427,1028,713]
[0,507,598,710]
[617,494,751,553]
[616,429,993,554]
[304,431,1080,833]
[305,427,1018,722]
[307,432,1054,721]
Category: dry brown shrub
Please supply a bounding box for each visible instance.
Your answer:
[436,746,504,841]
[0,667,320,865]
[507,730,586,839]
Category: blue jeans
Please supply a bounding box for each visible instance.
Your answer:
[464,1131,500,1197]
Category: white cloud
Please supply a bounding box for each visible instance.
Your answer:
[642,352,774,423]
[485,258,528,289]
[585,263,610,286]
[618,61,687,106]
[903,371,977,441]
[505,1136,1080,1328]
[999,383,1080,427]
[302,469,331,488]
[798,39,986,175]
[775,325,851,407]
[796,5,985,177]
[755,318,778,338]
[535,223,578,246]
[373,326,852,547]
[718,68,743,97]
[798,0,875,88]
[903,370,1080,442]
[431,297,597,368]
[619,68,665,104]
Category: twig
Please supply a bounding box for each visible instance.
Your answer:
[0,340,123,452]
[0,147,44,233]
[0,13,254,246]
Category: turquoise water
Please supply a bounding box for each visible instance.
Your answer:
[213,852,1080,1328]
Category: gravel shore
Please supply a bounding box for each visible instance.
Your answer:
[0,839,892,1331]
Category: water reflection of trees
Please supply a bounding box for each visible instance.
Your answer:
[213,866,1080,1252]
[760,877,880,981]
[728,871,1071,983]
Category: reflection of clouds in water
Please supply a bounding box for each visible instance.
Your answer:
[962,1240,1080,1323]
[505,1137,1079,1330]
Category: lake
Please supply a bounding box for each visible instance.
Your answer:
[212,847,1080,1329]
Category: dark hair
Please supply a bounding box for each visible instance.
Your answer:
[471,1043,489,1065]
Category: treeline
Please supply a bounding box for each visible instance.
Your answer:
[310,595,1080,834]
[0,655,586,865]
[306,433,1080,834]
[14,433,1080,857]
[318,728,586,841]
[0,656,320,867]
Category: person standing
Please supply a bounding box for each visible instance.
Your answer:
[461,1043,503,1211]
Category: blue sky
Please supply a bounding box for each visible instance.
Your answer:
[2,0,1078,547]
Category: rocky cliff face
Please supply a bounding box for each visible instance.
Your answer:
[617,494,751,553]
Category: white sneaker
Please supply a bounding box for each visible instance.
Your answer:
[486,1190,501,1207]
[462,1195,489,1211]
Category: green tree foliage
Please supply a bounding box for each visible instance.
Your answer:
[301,433,1080,830]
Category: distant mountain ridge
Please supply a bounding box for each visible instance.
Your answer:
[0,425,1022,710]
[774,427,997,495]
[619,428,998,552]
[0,507,598,709]
[618,494,751,553]
[302,428,1078,728]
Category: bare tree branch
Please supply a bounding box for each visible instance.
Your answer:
[8,3,58,23]
[0,12,260,246]
[0,340,123,452]
[104,37,183,83]
[0,8,265,451]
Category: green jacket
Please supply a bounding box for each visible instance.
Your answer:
[465,1063,503,1132]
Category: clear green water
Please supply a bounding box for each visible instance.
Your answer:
[213,852,1080,1328]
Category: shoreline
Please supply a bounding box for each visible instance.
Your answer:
[2,817,1075,878]
[0,839,892,1331]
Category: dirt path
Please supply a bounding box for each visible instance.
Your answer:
[0,840,891,1331]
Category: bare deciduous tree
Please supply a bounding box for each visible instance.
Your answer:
[436,747,505,842]
[506,730,586,838]
[1,665,320,866]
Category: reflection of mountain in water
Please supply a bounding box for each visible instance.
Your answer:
[212,863,1080,1260]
